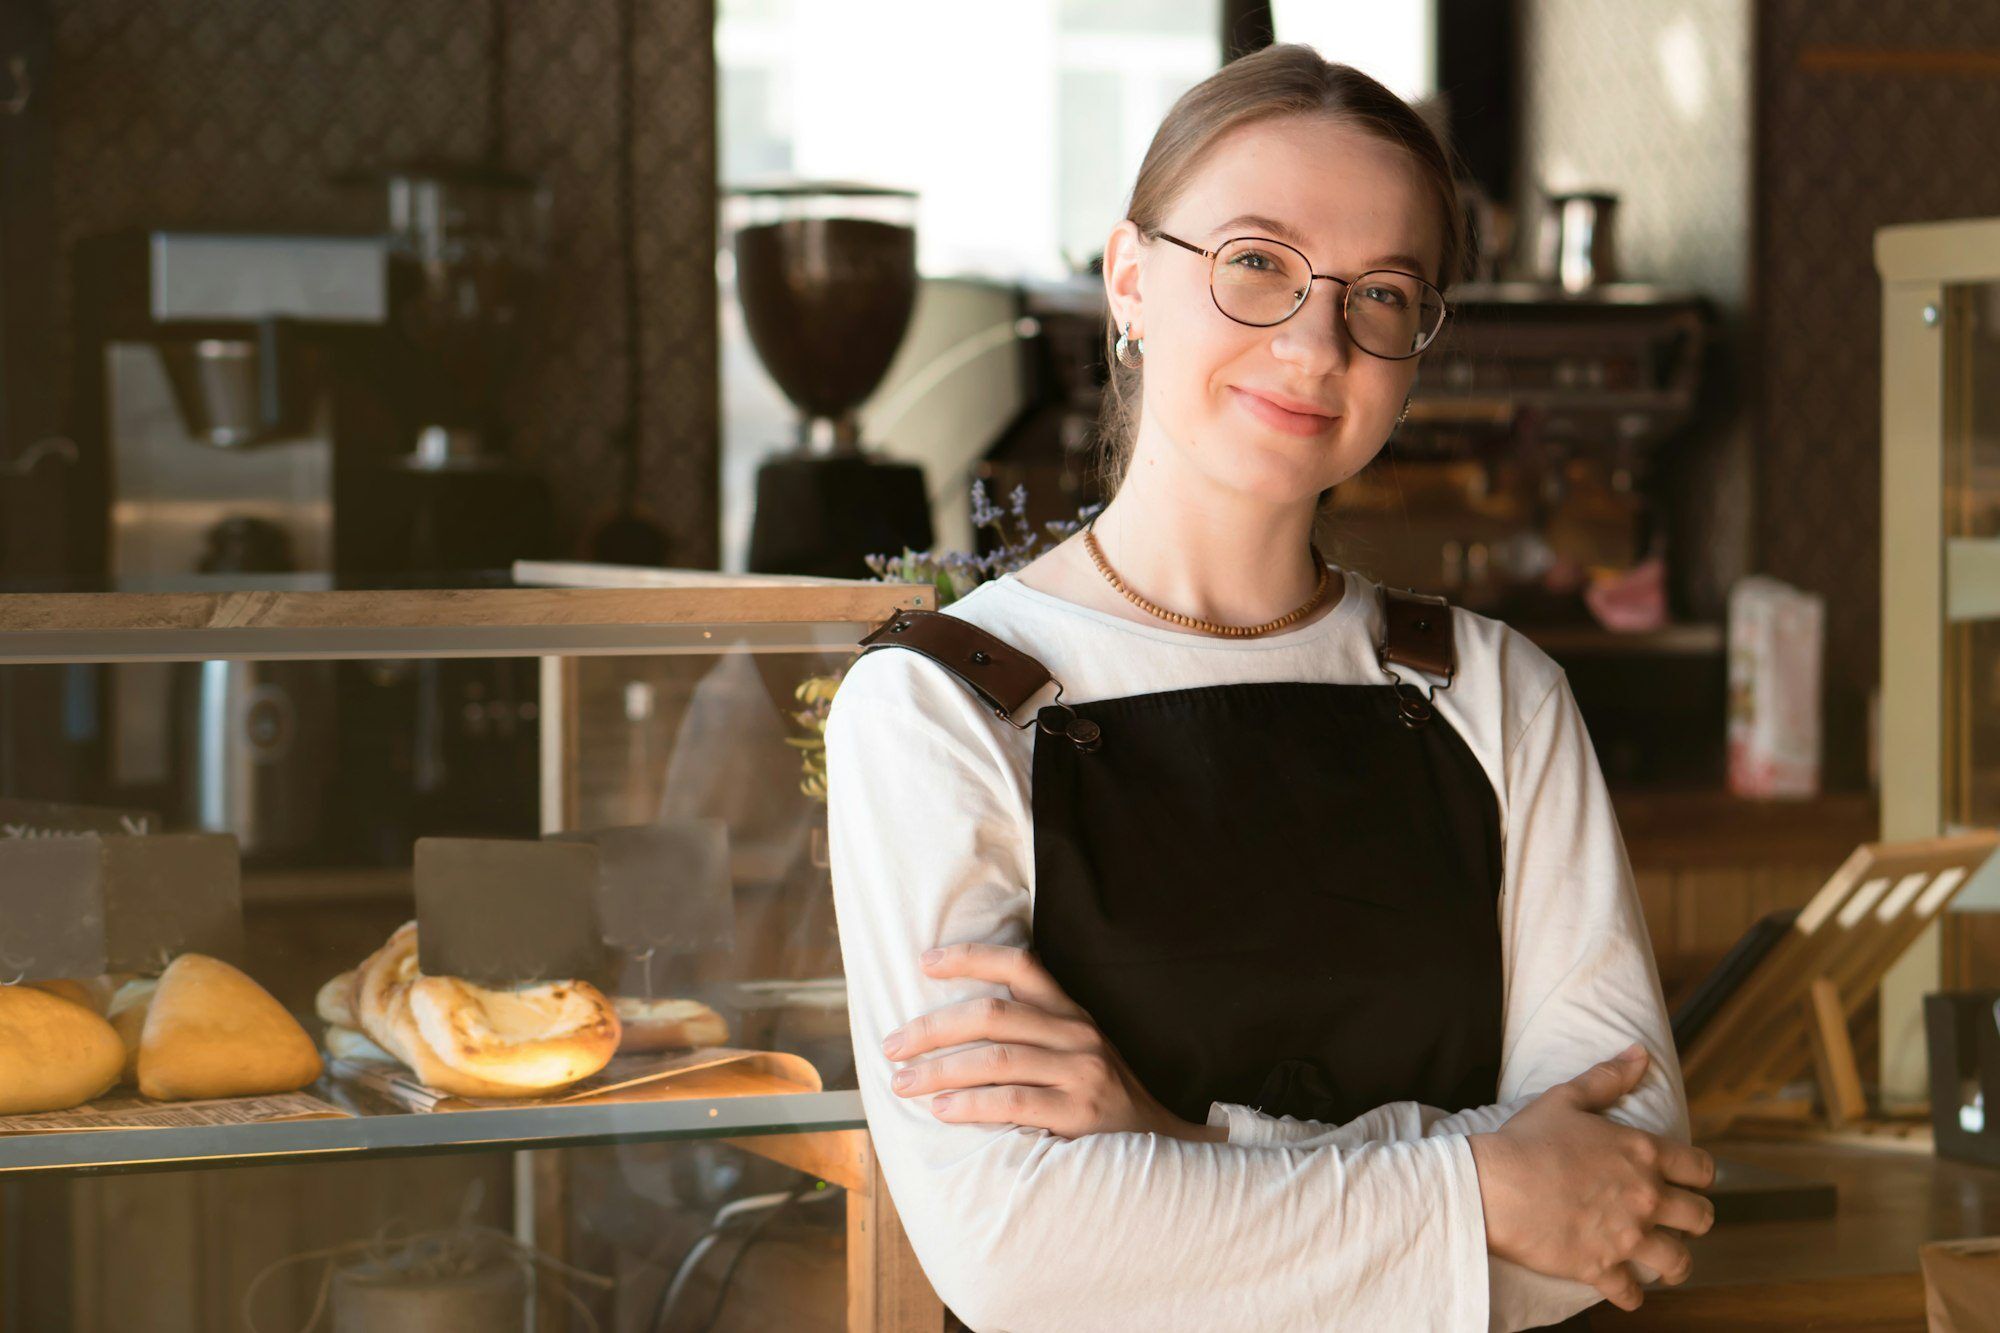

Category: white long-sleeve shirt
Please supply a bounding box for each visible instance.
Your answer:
[823,564,1689,1333]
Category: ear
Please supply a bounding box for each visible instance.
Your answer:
[1101,219,1148,335]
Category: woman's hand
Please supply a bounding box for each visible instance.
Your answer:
[881,942,1219,1141]
[1468,1045,1716,1312]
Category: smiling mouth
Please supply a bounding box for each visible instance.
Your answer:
[1230,386,1340,433]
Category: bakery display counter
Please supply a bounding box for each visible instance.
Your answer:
[0,565,933,1331]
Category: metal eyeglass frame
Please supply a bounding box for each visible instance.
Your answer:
[1150,229,1450,361]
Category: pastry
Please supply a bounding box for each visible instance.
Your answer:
[351,920,620,1097]
[613,995,730,1053]
[0,984,124,1114]
[137,954,323,1101]
[315,968,358,1029]
[407,974,621,1089]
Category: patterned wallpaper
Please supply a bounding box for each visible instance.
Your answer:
[1756,0,2000,782]
[46,0,719,565]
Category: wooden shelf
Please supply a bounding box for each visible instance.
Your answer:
[0,571,928,664]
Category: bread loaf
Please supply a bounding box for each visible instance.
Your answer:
[137,954,323,1101]
[0,984,125,1114]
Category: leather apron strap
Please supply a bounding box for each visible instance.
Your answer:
[856,581,1459,739]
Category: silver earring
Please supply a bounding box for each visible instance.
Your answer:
[1395,395,1412,426]
[1115,320,1144,369]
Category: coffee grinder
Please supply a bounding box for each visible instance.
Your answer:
[728,183,934,578]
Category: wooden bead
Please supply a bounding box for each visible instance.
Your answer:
[1082,524,1329,638]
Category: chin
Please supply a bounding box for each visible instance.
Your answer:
[1209,462,1332,509]
[1208,434,1343,505]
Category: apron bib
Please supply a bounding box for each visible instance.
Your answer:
[1028,677,1503,1128]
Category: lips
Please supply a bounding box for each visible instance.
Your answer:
[1238,387,1338,418]
[1229,385,1341,436]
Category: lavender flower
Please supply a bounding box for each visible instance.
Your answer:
[861,477,1103,608]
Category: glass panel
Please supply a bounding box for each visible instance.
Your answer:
[0,585,901,1193]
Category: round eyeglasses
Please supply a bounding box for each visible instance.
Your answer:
[1151,230,1449,361]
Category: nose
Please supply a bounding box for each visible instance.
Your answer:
[1269,278,1351,374]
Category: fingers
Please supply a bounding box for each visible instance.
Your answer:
[920,943,1087,1018]
[926,1083,1071,1132]
[1630,1230,1693,1287]
[1657,1139,1718,1190]
[890,1043,1090,1098]
[1653,1185,1715,1236]
[1590,1263,1644,1312]
[1560,1043,1650,1111]
[884,995,1098,1060]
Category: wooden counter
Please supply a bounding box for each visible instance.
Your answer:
[1596,1138,2000,1331]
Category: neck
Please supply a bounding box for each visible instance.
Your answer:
[1088,436,1331,629]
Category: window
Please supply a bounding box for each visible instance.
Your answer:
[718,0,1218,280]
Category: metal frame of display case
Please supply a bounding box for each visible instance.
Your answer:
[1877,215,2000,1106]
[0,566,943,1331]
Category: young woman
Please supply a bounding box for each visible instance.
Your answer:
[825,44,1712,1333]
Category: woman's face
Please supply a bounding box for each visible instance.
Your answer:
[1106,114,1443,507]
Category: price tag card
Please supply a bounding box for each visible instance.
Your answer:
[550,819,735,996]
[414,837,606,986]
[101,834,244,972]
[0,837,109,981]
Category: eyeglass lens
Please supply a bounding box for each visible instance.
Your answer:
[1210,237,1443,357]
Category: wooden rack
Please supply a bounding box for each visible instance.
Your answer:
[1680,832,1999,1137]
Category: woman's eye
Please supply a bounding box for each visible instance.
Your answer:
[1360,285,1408,308]
[1229,250,1278,272]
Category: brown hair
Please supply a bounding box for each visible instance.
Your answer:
[1095,43,1468,510]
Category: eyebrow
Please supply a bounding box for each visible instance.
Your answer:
[1208,213,1429,276]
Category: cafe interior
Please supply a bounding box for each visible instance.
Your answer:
[2,1,2000,1329]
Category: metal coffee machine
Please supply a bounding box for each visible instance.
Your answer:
[70,227,547,863]
[729,183,934,578]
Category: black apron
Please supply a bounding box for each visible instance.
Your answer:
[859,594,1591,1332]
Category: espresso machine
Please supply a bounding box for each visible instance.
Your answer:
[67,213,550,864]
[729,183,934,578]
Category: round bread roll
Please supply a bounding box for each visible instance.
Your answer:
[138,954,323,1101]
[0,984,125,1114]
[315,968,358,1030]
[107,976,159,1086]
[613,995,729,1053]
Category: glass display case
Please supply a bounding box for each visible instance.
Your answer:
[1878,216,2000,1105]
[0,564,934,1331]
